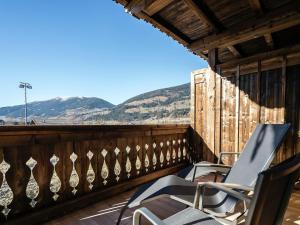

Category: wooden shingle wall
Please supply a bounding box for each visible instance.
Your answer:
[191,63,300,164]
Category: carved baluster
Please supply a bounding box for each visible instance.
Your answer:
[177,139,182,162]
[86,151,95,190]
[26,157,39,208]
[172,140,177,163]
[144,144,150,172]
[183,139,187,160]
[125,146,132,178]
[0,159,13,217]
[166,141,171,165]
[159,142,164,167]
[101,149,109,185]
[152,143,157,170]
[69,152,79,195]
[114,148,121,181]
[135,145,141,175]
[50,155,61,201]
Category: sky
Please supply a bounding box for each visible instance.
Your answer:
[0,0,207,107]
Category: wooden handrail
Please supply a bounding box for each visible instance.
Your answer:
[0,125,191,224]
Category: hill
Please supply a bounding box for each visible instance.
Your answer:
[0,83,190,125]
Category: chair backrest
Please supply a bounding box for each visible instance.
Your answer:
[206,124,290,213]
[245,154,300,225]
[225,124,290,186]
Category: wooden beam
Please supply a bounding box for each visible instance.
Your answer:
[183,0,218,30]
[219,44,300,69]
[138,12,189,45]
[248,0,263,14]
[144,0,173,16]
[227,46,241,57]
[235,65,240,153]
[189,2,300,52]
[136,11,208,60]
[125,0,145,14]
[126,0,173,16]
[221,52,300,76]
[264,33,274,49]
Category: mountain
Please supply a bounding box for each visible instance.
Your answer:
[87,83,190,124]
[0,83,190,124]
[0,97,114,120]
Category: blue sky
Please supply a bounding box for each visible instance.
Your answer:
[0,0,207,107]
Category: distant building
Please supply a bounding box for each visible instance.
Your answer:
[0,120,5,126]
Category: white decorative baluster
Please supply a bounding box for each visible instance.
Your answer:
[50,155,61,201]
[86,151,95,190]
[177,139,182,162]
[114,148,121,181]
[183,139,187,160]
[125,146,132,178]
[152,143,157,170]
[172,140,177,163]
[135,145,141,175]
[166,141,171,165]
[26,157,39,207]
[144,144,150,172]
[69,152,79,195]
[0,159,13,217]
[101,149,109,185]
[159,142,164,167]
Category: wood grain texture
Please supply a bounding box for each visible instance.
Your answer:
[191,64,300,164]
[0,125,190,224]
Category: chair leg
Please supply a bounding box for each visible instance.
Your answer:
[116,204,128,225]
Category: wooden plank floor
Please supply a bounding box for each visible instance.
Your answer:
[43,188,300,225]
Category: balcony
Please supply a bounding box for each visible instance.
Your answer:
[0,125,191,225]
[0,125,299,225]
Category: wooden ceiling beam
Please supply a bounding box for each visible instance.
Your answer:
[183,0,218,31]
[189,2,300,52]
[249,0,275,49]
[219,43,300,69]
[126,0,173,16]
[136,11,207,60]
[248,0,263,14]
[264,33,274,49]
[144,0,174,16]
[125,0,145,14]
[227,46,242,58]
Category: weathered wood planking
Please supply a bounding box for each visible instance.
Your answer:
[0,125,190,224]
[191,64,300,164]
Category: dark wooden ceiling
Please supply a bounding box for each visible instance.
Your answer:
[114,0,300,67]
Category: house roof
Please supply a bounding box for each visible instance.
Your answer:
[114,0,300,74]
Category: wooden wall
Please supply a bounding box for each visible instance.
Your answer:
[191,63,300,164]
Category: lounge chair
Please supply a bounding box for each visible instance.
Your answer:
[133,154,300,225]
[116,124,290,224]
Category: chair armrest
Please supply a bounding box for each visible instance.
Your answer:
[191,163,231,181]
[194,182,252,210]
[133,207,167,225]
[193,163,232,169]
[218,152,241,164]
[212,182,254,192]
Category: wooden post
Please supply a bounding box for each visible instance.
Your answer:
[281,56,287,124]
[235,65,240,154]
[257,60,261,123]
[215,66,222,162]
[208,49,217,162]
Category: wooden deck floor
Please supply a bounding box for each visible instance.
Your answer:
[43,187,300,225]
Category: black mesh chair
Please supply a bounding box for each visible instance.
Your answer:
[132,154,300,225]
[117,124,290,224]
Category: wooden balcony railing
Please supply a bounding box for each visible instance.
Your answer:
[0,125,191,224]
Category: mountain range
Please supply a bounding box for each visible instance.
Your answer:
[0,83,190,125]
